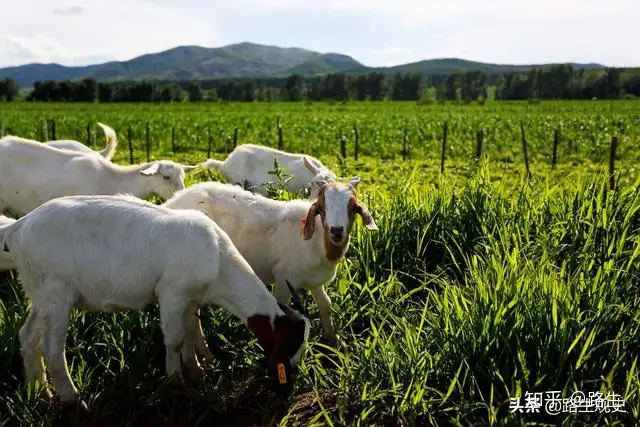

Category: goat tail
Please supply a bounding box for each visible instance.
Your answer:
[202,159,224,171]
[96,122,118,160]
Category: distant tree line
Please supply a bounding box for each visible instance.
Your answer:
[8,66,640,103]
[0,77,20,101]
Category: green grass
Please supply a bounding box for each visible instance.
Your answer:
[0,101,639,426]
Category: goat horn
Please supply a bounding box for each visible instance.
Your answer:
[286,280,307,316]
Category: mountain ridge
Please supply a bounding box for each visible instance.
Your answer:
[0,41,608,87]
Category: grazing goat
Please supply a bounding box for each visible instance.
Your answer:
[163,177,377,347]
[0,135,198,217]
[0,215,15,271]
[202,144,338,199]
[0,194,310,408]
[46,122,118,160]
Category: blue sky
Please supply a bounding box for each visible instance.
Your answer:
[0,0,638,68]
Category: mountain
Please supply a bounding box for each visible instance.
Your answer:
[378,58,605,76]
[0,41,606,87]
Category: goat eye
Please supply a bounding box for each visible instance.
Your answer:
[162,176,171,181]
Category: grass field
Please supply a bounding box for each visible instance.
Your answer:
[0,100,639,426]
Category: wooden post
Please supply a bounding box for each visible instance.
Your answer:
[233,127,238,149]
[353,124,359,161]
[277,117,283,150]
[50,119,56,140]
[86,123,92,147]
[475,130,484,160]
[128,126,134,164]
[0,122,4,138]
[402,128,408,161]
[440,121,448,174]
[520,121,531,179]
[609,136,618,191]
[171,127,176,153]
[146,122,151,162]
[552,129,559,169]
[340,133,346,159]
[207,128,213,158]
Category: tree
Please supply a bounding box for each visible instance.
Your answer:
[187,81,203,102]
[283,74,305,101]
[0,77,19,101]
[367,72,386,101]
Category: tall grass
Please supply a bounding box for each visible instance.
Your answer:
[0,160,638,426]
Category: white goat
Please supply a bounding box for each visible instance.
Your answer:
[0,194,310,408]
[202,144,339,199]
[0,215,16,271]
[46,122,118,160]
[0,135,198,217]
[163,177,378,347]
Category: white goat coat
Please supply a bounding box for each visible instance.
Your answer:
[204,144,336,197]
[0,136,188,217]
[0,194,307,404]
[0,195,279,320]
[164,182,339,290]
[0,215,16,271]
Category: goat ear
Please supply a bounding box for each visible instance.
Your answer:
[139,163,160,176]
[182,164,199,174]
[354,200,378,231]
[303,202,319,240]
[348,176,361,188]
[303,157,319,175]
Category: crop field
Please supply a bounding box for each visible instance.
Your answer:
[0,100,639,426]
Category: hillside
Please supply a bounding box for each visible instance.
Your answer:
[0,41,606,87]
[379,58,604,76]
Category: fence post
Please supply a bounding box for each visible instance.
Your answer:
[340,133,346,159]
[277,118,283,150]
[50,119,56,140]
[128,126,134,164]
[86,123,92,147]
[353,124,359,161]
[609,136,618,191]
[475,130,484,161]
[402,128,408,161]
[171,127,176,153]
[440,121,448,174]
[233,127,238,149]
[520,121,531,179]
[552,129,559,169]
[146,122,151,162]
[207,128,213,158]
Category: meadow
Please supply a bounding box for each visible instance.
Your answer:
[0,100,639,426]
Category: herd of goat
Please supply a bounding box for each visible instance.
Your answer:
[0,122,378,409]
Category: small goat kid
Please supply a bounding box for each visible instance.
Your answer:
[202,144,338,199]
[46,122,118,160]
[0,135,197,217]
[163,177,377,347]
[0,195,310,408]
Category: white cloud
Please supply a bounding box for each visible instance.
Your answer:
[0,35,72,66]
[0,0,219,67]
[0,0,638,69]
